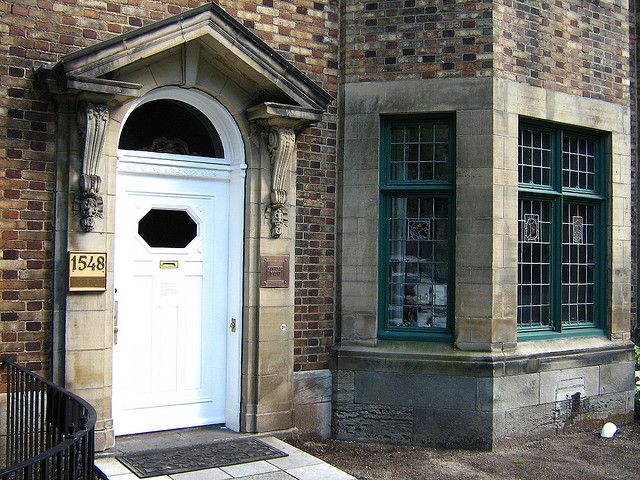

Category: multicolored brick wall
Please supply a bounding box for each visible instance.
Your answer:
[0,0,338,376]
[342,0,629,104]
[494,0,630,105]
[341,0,494,82]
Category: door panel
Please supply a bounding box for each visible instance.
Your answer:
[113,164,229,435]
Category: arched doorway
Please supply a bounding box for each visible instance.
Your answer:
[112,87,246,435]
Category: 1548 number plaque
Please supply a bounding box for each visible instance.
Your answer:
[68,252,107,292]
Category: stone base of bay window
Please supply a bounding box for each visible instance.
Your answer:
[292,370,333,438]
[331,338,635,449]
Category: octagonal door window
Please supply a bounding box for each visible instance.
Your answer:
[138,208,197,248]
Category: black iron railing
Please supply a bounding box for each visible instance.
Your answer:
[0,360,96,479]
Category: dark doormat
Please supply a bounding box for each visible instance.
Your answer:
[116,438,288,478]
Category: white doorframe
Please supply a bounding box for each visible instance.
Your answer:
[116,86,246,432]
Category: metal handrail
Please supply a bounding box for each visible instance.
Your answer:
[0,360,97,479]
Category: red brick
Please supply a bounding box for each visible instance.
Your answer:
[11,5,29,16]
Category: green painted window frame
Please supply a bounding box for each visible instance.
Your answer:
[517,119,608,339]
[377,116,456,341]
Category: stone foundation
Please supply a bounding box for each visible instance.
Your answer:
[332,339,635,449]
[293,370,332,438]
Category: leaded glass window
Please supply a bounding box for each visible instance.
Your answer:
[518,199,551,329]
[562,203,595,325]
[389,124,450,181]
[517,121,605,334]
[562,135,596,190]
[519,128,551,186]
[387,197,449,330]
[380,117,454,338]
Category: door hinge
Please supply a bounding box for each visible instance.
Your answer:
[230,318,236,333]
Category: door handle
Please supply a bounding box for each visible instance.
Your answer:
[113,300,119,344]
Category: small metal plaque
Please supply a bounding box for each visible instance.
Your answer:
[260,255,289,288]
[68,251,107,292]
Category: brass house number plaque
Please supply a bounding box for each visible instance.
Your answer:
[68,252,107,292]
[260,255,289,288]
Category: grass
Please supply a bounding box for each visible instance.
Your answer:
[636,344,640,405]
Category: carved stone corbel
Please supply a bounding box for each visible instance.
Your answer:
[74,102,109,232]
[266,127,296,238]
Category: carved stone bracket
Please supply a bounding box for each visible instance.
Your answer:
[266,127,296,238]
[74,102,109,232]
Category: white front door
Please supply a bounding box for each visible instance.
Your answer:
[113,153,230,435]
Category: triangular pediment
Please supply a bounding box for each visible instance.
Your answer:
[35,4,332,113]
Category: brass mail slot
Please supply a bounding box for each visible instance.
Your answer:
[160,260,179,269]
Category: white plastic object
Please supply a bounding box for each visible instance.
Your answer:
[600,422,618,438]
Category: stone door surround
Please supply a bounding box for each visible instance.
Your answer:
[35,4,331,450]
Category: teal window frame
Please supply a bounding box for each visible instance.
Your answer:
[517,119,607,339]
[377,116,456,341]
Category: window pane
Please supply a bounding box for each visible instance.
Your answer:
[562,135,596,190]
[562,203,595,325]
[138,209,197,248]
[388,123,450,181]
[518,199,552,329]
[387,196,449,330]
[518,128,551,186]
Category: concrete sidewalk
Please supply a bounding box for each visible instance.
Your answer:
[95,434,355,480]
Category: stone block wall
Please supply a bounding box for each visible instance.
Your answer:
[293,369,332,437]
[333,340,635,449]
[0,0,338,379]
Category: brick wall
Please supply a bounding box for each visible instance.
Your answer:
[341,0,494,82]
[0,0,338,376]
[494,0,630,105]
[294,121,337,371]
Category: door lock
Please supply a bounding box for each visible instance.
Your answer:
[230,318,236,333]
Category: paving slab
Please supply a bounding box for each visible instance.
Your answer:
[170,468,232,480]
[233,472,296,480]
[220,460,280,477]
[287,463,355,480]
[95,430,354,480]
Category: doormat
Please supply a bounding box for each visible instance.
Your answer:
[116,438,288,478]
